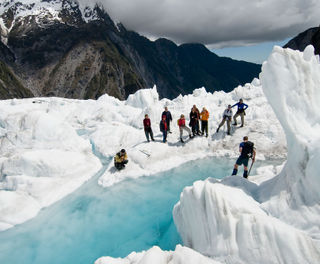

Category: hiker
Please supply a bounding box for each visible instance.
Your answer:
[177,114,192,143]
[162,107,173,133]
[114,149,128,170]
[193,105,201,135]
[232,136,256,178]
[159,116,168,143]
[216,104,233,135]
[232,99,248,127]
[200,107,209,137]
[189,107,198,136]
[143,114,154,142]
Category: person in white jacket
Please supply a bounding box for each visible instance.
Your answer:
[216,105,233,135]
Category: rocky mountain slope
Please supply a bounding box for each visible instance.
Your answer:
[0,0,261,100]
[284,26,320,55]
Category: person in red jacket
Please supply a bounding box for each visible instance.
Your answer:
[159,116,168,143]
[178,114,192,143]
[143,114,154,142]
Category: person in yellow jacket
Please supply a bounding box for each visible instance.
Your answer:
[200,107,209,137]
[114,149,128,170]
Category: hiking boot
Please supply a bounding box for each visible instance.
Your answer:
[240,124,244,127]
[232,122,237,126]
[151,139,155,141]
[180,138,184,143]
[227,132,230,135]
[216,127,219,133]
[206,134,208,137]
[189,135,193,139]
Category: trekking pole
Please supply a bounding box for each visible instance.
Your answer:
[139,150,151,157]
[247,158,255,177]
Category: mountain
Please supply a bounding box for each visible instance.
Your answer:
[284,26,320,55]
[0,0,261,100]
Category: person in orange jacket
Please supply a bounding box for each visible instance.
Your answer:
[200,107,209,137]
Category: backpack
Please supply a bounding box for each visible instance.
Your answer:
[241,141,254,158]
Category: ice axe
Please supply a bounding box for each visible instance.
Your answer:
[247,158,255,177]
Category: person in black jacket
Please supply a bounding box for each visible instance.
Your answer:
[232,136,256,178]
[162,107,173,133]
[189,107,198,136]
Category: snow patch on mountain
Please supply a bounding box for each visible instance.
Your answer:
[0,0,104,42]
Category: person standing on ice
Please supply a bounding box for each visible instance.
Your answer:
[189,107,198,136]
[177,114,192,143]
[200,107,209,137]
[232,136,256,178]
[193,105,201,135]
[216,104,233,135]
[143,114,155,142]
[232,99,248,127]
[159,116,168,143]
[162,107,173,133]
[114,149,128,170]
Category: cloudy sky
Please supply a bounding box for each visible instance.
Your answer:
[81,0,320,63]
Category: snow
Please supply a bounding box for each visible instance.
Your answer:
[0,0,107,33]
[95,45,320,263]
[2,24,318,264]
[95,245,222,264]
[0,70,285,231]
[171,45,320,263]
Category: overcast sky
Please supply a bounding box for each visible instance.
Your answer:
[80,0,320,63]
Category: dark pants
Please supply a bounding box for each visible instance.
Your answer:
[201,120,208,136]
[195,120,200,134]
[144,128,154,141]
[162,130,167,142]
[115,160,128,170]
[166,121,171,132]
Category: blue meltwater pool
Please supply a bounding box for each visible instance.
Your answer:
[0,157,279,264]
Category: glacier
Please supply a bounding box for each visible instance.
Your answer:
[0,73,285,231]
[1,44,319,263]
[96,46,320,264]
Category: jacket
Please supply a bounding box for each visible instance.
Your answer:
[143,118,151,129]
[200,110,209,121]
[159,120,168,132]
[114,153,128,163]
[178,118,186,127]
[162,111,172,122]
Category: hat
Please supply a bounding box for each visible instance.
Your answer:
[120,149,126,153]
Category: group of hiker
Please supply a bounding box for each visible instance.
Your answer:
[114,98,255,178]
[144,98,248,143]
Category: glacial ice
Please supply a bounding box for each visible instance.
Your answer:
[96,46,320,263]
[5,40,319,264]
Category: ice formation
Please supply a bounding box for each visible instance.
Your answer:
[95,46,320,263]
[0,75,285,231]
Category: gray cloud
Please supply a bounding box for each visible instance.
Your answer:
[80,0,320,48]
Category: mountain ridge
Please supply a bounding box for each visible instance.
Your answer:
[0,0,261,100]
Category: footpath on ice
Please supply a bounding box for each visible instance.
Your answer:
[96,45,320,264]
[0,72,286,230]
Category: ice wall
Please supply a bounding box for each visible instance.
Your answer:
[172,45,320,263]
[259,45,320,230]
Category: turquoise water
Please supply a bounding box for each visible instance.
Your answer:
[0,157,272,264]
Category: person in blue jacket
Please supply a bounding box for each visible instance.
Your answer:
[232,99,248,127]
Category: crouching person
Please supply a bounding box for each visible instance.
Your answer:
[114,149,128,170]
